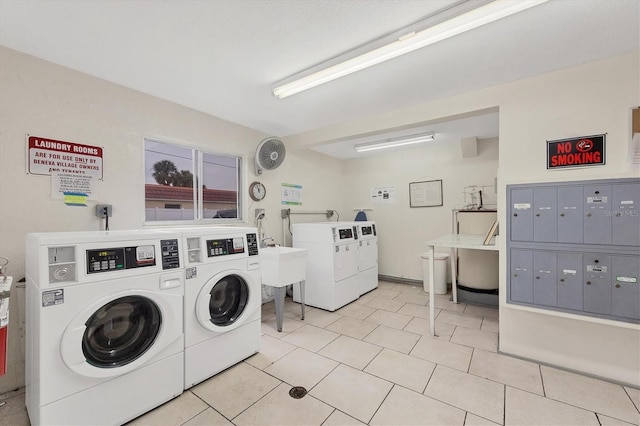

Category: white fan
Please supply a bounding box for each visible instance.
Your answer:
[254,136,286,175]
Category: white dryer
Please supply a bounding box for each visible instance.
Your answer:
[292,222,360,311]
[355,221,378,295]
[180,226,261,389]
[25,230,184,426]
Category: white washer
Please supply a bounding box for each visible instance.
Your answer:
[292,222,360,311]
[26,230,184,426]
[180,226,261,389]
[355,221,378,295]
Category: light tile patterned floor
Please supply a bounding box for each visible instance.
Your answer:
[3,281,639,425]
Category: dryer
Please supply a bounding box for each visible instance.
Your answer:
[355,221,378,295]
[292,222,360,311]
[25,230,184,426]
[180,226,261,389]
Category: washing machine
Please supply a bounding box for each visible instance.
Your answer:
[180,226,261,389]
[292,222,360,311]
[25,230,184,426]
[355,221,378,295]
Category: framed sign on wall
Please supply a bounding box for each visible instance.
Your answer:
[546,134,606,169]
[409,180,443,208]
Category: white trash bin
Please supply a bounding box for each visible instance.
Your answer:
[420,252,449,294]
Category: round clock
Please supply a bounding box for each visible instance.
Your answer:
[249,181,266,201]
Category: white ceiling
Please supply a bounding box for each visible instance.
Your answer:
[0,0,638,159]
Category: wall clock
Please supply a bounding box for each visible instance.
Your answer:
[249,181,266,201]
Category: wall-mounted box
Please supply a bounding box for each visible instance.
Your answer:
[509,179,640,247]
[507,178,640,324]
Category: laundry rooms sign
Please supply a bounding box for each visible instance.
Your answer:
[27,135,103,179]
[547,134,605,169]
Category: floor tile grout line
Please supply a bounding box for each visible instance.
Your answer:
[421,358,438,395]
[189,386,240,425]
[358,344,385,372]
[420,374,499,422]
[317,408,337,426]
[365,382,396,425]
[502,381,507,425]
[539,363,546,398]
[595,411,604,425]
[505,382,631,423]
[225,362,282,423]
[622,386,640,414]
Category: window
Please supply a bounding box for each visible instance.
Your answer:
[144,138,241,222]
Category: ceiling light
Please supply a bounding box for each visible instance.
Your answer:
[273,0,548,99]
[354,133,435,152]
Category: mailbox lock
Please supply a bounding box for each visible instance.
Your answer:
[560,213,565,217]
[615,212,621,217]
[513,273,518,278]
[535,276,540,280]
[536,213,540,217]
[586,213,592,217]
[560,278,565,282]
[586,281,592,285]
[615,284,621,288]
[595,190,600,194]
[513,213,518,217]
[594,259,599,263]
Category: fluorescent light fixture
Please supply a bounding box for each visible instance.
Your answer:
[273,0,548,98]
[354,132,435,152]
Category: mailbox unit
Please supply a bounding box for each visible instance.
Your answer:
[507,178,640,323]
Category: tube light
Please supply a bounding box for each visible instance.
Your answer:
[273,0,548,99]
[354,133,435,152]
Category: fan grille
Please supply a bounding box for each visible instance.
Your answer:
[257,138,286,170]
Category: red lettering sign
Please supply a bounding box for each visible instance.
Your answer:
[27,135,104,178]
[547,135,605,169]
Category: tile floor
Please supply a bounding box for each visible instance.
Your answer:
[2,281,639,425]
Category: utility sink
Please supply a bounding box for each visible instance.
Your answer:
[260,246,308,287]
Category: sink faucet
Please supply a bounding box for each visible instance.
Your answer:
[260,236,274,248]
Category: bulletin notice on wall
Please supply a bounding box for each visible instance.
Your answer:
[371,186,396,204]
[52,172,96,205]
[27,135,103,179]
[281,183,302,205]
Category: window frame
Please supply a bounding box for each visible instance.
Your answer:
[143,137,243,225]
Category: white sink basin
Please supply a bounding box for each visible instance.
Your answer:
[260,246,308,287]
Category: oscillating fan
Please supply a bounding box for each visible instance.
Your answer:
[254,137,286,175]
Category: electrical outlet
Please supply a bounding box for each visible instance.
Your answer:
[95,204,113,218]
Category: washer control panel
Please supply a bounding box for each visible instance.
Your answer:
[206,237,245,257]
[87,244,156,274]
[338,227,354,240]
[361,225,373,236]
[85,240,181,274]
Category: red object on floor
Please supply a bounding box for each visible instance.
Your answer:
[0,325,6,376]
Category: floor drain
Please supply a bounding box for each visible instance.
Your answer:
[289,386,307,399]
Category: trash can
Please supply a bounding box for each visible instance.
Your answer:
[420,252,449,294]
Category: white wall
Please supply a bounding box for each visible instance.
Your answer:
[341,138,498,280]
[0,46,345,393]
[286,51,640,386]
[495,52,639,387]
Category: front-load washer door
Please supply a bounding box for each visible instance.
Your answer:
[195,270,256,333]
[82,296,161,369]
[60,288,182,378]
